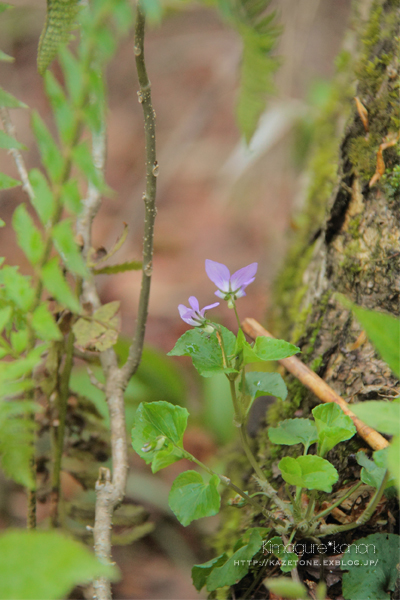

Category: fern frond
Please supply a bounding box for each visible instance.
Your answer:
[0,401,38,489]
[220,0,281,142]
[37,0,80,76]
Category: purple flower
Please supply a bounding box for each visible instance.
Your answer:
[205,259,257,301]
[178,296,219,327]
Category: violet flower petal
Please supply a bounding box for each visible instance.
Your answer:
[178,297,219,327]
[188,296,200,312]
[230,263,258,292]
[200,301,220,316]
[205,260,231,292]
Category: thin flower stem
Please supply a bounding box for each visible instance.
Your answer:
[239,424,266,481]
[317,471,389,536]
[309,480,362,524]
[228,374,293,521]
[228,377,242,422]
[232,301,241,330]
[304,490,316,521]
[121,3,157,385]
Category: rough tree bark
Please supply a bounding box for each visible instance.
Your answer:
[215,0,399,594]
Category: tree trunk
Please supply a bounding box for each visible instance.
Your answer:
[269,0,399,424]
[215,0,399,594]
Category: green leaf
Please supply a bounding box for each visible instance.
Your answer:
[268,418,318,450]
[93,260,142,275]
[168,471,221,526]
[59,47,84,105]
[140,0,163,24]
[31,304,62,341]
[312,403,356,457]
[71,141,107,191]
[0,347,45,382]
[245,372,287,401]
[2,266,34,311]
[238,334,300,366]
[168,326,237,377]
[60,179,81,214]
[0,172,21,189]
[41,257,80,313]
[44,71,75,144]
[131,401,188,473]
[37,0,80,75]
[0,87,27,108]
[236,28,278,143]
[342,533,400,600]
[264,578,308,599]
[265,536,298,573]
[206,529,263,591]
[0,130,26,150]
[0,530,118,600]
[350,399,400,436]
[12,204,45,265]
[252,336,300,361]
[0,306,12,333]
[31,112,64,182]
[29,169,55,225]
[338,296,400,378]
[356,450,395,490]
[72,301,120,351]
[52,219,88,277]
[192,554,228,592]
[11,328,28,353]
[0,2,13,12]
[112,0,134,34]
[0,49,14,62]
[0,400,38,488]
[278,455,338,492]
[387,436,400,493]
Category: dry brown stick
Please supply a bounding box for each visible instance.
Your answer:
[242,317,389,451]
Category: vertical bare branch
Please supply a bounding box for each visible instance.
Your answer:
[121,3,158,386]
[75,121,128,600]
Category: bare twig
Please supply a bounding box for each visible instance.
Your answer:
[87,367,106,392]
[0,107,34,199]
[242,318,389,451]
[75,121,128,600]
[121,3,158,386]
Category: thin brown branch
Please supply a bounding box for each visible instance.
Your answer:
[75,114,128,600]
[242,317,389,452]
[121,3,157,386]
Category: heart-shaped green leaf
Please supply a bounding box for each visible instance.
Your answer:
[131,401,188,472]
[245,372,287,401]
[350,399,400,437]
[169,470,220,526]
[312,403,356,457]
[168,326,237,377]
[278,455,338,492]
[268,418,318,451]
